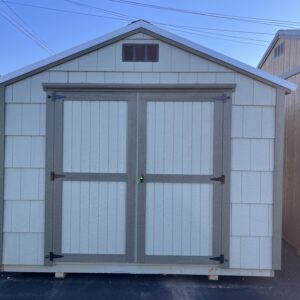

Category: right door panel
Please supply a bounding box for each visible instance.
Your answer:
[137,92,226,264]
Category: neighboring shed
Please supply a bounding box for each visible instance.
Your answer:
[0,20,296,279]
[259,30,300,255]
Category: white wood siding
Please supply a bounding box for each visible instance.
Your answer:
[146,101,214,175]
[63,101,127,173]
[3,32,276,269]
[62,181,126,254]
[145,183,213,256]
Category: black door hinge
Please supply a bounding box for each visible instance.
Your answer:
[210,254,225,264]
[212,93,230,102]
[47,92,66,102]
[50,171,65,181]
[210,174,225,184]
[46,252,64,261]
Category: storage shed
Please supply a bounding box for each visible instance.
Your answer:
[0,20,296,279]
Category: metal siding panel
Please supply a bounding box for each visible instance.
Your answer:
[30,72,49,103]
[5,104,22,135]
[231,106,243,138]
[241,172,261,204]
[250,139,274,171]
[229,236,241,268]
[21,104,41,135]
[68,72,87,83]
[19,233,43,265]
[259,237,272,269]
[234,75,254,105]
[3,201,12,232]
[29,201,44,233]
[243,107,262,138]
[240,237,260,269]
[232,139,251,170]
[11,201,30,232]
[20,169,41,200]
[262,107,275,138]
[3,233,20,264]
[97,45,116,71]
[30,137,45,168]
[12,78,31,103]
[231,204,250,236]
[78,52,98,71]
[152,42,171,72]
[12,137,31,168]
[4,168,21,200]
[260,172,273,204]
[250,204,270,237]
[171,47,190,72]
[253,81,275,106]
[230,171,242,203]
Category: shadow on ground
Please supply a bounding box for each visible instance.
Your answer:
[0,242,299,300]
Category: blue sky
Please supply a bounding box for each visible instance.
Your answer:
[1,0,300,75]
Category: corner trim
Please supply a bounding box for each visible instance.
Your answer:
[273,88,285,270]
[0,85,5,265]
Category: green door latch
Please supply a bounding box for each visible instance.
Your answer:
[137,174,144,184]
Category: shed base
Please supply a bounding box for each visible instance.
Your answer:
[2,264,274,277]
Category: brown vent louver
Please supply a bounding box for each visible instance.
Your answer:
[122,44,159,62]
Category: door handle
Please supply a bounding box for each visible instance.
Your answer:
[137,174,144,184]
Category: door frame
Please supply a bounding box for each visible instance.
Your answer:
[43,84,233,267]
[44,91,137,264]
[136,91,232,266]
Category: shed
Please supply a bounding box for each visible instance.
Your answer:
[258,30,300,255]
[0,20,296,279]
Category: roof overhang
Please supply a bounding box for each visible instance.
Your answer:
[0,20,296,93]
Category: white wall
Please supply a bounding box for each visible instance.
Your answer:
[3,32,276,269]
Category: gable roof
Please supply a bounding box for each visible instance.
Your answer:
[0,20,296,92]
[258,30,300,69]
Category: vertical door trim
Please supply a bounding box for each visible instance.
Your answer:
[220,93,232,268]
[44,92,56,265]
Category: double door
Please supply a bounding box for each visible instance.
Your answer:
[45,90,230,265]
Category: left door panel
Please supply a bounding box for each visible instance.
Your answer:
[45,91,137,264]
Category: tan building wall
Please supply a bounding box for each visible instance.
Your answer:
[261,37,300,254]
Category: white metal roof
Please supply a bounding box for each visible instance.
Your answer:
[0,20,296,92]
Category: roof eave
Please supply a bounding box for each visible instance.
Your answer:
[0,20,296,92]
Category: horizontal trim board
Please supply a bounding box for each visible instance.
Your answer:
[144,174,215,183]
[144,255,223,265]
[59,173,127,182]
[2,264,274,277]
[43,83,236,91]
[56,254,128,263]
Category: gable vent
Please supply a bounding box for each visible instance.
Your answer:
[122,43,159,62]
